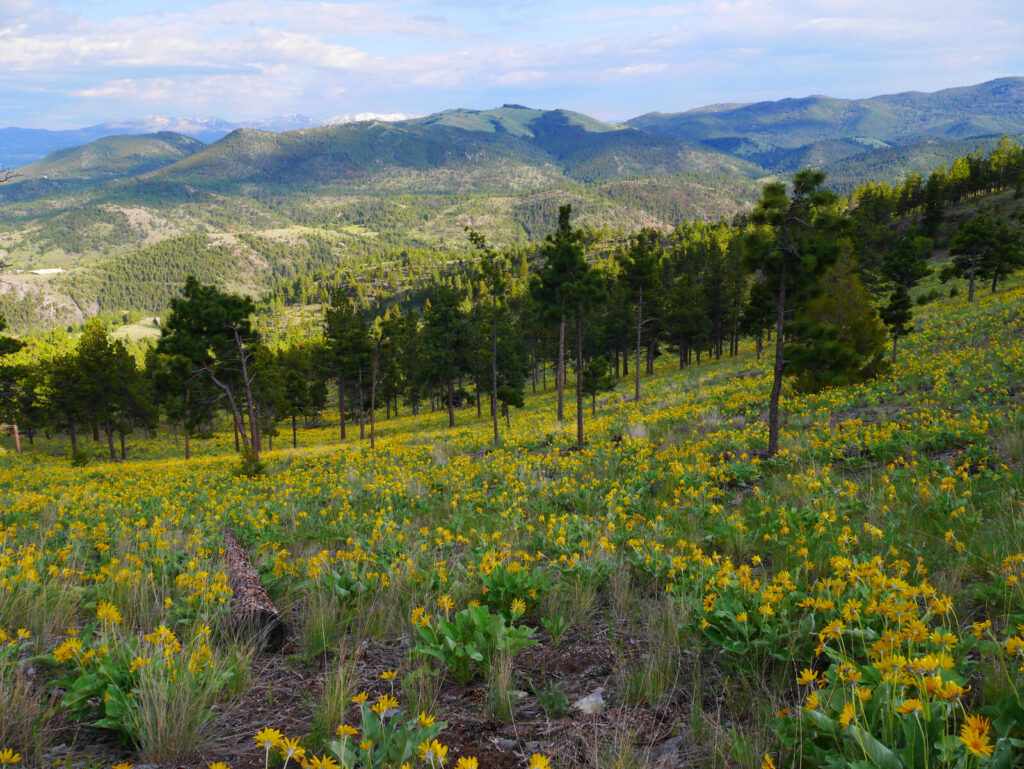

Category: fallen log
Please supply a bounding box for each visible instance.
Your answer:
[222,529,288,652]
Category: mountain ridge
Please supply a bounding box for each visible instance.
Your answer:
[2,78,1023,333]
[625,76,1024,174]
[0,113,417,168]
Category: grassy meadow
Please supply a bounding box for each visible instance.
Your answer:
[1,271,1023,769]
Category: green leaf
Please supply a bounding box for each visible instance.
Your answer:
[843,725,904,769]
[804,709,838,735]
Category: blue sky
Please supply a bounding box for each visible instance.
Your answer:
[1,0,1021,128]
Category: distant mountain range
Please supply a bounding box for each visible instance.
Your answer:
[3,77,1022,208]
[1,78,1022,333]
[7,105,758,202]
[4,78,1023,192]
[0,112,415,168]
[626,77,1024,178]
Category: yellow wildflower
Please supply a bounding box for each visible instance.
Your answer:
[96,600,122,625]
[896,699,922,716]
[254,727,284,751]
[839,702,855,730]
[959,715,994,758]
[417,712,436,728]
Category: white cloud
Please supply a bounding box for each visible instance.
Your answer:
[611,63,669,76]
[0,0,1020,124]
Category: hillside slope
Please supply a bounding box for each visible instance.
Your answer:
[146,105,758,194]
[627,77,1024,181]
[18,132,205,182]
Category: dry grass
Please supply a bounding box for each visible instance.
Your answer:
[309,650,360,747]
[129,639,253,764]
[486,649,517,723]
[0,666,50,763]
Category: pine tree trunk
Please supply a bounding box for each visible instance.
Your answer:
[209,366,249,457]
[292,415,298,448]
[185,424,191,461]
[557,316,565,422]
[968,249,977,302]
[531,343,537,394]
[635,286,642,402]
[120,432,126,461]
[69,417,78,455]
[892,335,899,364]
[337,377,346,440]
[236,330,260,460]
[576,312,585,450]
[447,377,455,427]
[491,300,500,447]
[357,369,365,440]
[370,343,377,450]
[105,422,116,460]
[768,261,787,458]
[12,423,20,455]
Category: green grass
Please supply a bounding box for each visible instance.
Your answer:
[1,269,1023,767]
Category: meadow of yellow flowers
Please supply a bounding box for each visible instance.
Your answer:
[1,274,1023,768]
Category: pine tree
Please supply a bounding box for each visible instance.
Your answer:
[942,213,1022,301]
[616,230,661,401]
[745,170,845,457]
[277,345,313,448]
[786,255,889,393]
[468,228,512,446]
[880,230,932,362]
[0,314,25,454]
[323,288,371,440]
[158,276,263,463]
[531,205,585,424]
[422,283,469,428]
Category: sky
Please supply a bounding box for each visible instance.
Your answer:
[0,0,1021,128]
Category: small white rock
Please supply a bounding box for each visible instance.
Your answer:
[572,687,605,715]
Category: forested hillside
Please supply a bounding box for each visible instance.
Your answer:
[1,97,1024,769]
[629,77,1024,186]
[17,133,205,182]
[1,80,1023,333]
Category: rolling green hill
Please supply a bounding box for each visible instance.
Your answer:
[822,134,1024,192]
[627,77,1024,182]
[0,107,762,333]
[2,81,1023,334]
[19,132,205,182]
[144,105,758,194]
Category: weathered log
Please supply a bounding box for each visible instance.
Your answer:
[222,529,288,652]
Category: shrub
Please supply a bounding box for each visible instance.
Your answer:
[411,603,536,685]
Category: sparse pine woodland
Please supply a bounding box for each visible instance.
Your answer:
[0,140,1023,769]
